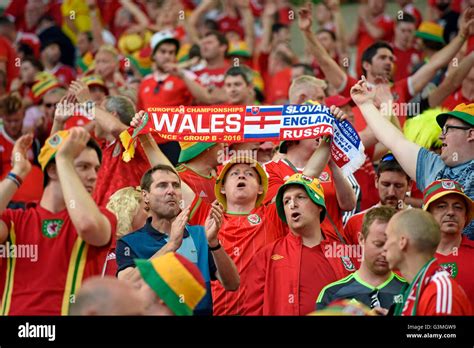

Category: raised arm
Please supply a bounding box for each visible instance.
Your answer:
[118,0,150,28]
[69,80,128,138]
[298,3,346,90]
[205,201,239,291]
[351,77,421,180]
[428,51,474,107]
[55,128,112,247]
[410,8,474,96]
[236,0,255,56]
[0,134,33,244]
[188,0,218,44]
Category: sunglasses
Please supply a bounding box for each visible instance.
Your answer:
[381,153,395,162]
[43,102,57,109]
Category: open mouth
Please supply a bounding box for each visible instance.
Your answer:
[290,212,301,221]
[236,182,246,188]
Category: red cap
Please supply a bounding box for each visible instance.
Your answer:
[325,95,354,108]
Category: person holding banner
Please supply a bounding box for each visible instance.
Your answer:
[350,77,474,240]
[264,76,357,243]
[242,140,356,315]
[126,103,350,315]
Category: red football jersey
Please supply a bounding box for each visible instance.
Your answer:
[189,198,288,315]
[48,63,76,86]
[417,271,472,315]
[0,36,19,91]
[137,73,193,111]
[392,46,422,81]
[263,159,346,243]
[0,203,116,315]
[93,139,151,207]
[436,237,474,310]
[194,63,230,89]
[442,88,472,111]
[176,164,216,203]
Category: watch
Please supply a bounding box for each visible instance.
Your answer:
[209,242,222,251]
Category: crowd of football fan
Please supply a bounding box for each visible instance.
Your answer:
[0,0,473,316]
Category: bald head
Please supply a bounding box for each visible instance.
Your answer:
[390,209,441,254]
[69,276,144,315]
[288,76,327,104]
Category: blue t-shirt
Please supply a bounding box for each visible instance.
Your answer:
[416,147,474,238]
[116,217,217,315]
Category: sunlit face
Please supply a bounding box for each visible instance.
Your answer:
[359,220,390,276]
[364,48,394,80]
[428,194,468,235]
[74,148,101,194]
[145,170,182,219]
[221,163,262,206]
[224,74,251,105]
[283,185,322,232]
[376,171,410,208]
[439,117,473,166]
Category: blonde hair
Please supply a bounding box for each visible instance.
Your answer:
[106,187,143,238]
[289,76,327,103]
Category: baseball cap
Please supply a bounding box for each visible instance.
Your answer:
[325,95,354,108]
[135,253,206,316]
[276,173,326,223]
[423,179,474,224]
[150,30,180,55]
[214,155,268,210]
[436,103,474,128]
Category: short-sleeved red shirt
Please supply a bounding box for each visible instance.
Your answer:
[436,237,474,310]
[0,203,116,315]
[137,73,193,111]
[189,198,288,315]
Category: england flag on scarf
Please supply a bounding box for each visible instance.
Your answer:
[243,106,283,141]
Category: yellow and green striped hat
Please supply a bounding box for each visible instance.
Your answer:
[423,179,474,223]
[135,253,206,316]
[32,72,62,104]
[276,173,326,223]
[179,142,216,163]
[416,21,445,44]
